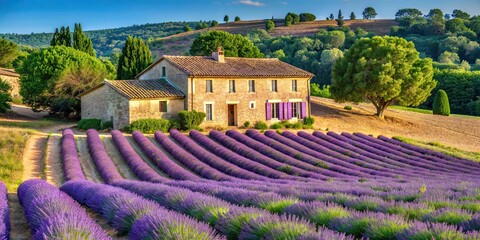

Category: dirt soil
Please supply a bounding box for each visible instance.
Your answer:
[311,97,480,152]
[21,136,46,181]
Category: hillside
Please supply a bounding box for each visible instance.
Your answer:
[152,19,396,57]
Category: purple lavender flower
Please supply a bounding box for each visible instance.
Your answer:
[86,129,123,183]
[61,129,85,181]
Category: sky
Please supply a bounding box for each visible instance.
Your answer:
[0,0,479,34]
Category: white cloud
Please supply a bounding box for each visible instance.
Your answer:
[237,0,265,7]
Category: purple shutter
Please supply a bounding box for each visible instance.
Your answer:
[266,103,271,120]
[287,102,292,119]
[282,102,287,120]
[279,103,284,120]
[301,102,307,118]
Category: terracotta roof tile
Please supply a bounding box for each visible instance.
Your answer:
[140,56,314,78]
[105,79,184,99]
[0,68,20,78]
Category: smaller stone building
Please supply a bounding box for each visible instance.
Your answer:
[0,68,21,100]
[80,79,184,129]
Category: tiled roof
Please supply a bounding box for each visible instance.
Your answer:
[105,79,185,99]
[0,68,20,78]
[139,56,314,78]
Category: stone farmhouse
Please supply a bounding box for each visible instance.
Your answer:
[80,48,314,129]
[0,68,21,100]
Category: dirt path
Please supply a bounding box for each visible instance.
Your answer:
[102,137,137,180]
[126,136,169,177]
[46,135,64,187]
[8,193,31,240]
[21,135,46,181]
[311,97,480,152]
[76,137,103,183]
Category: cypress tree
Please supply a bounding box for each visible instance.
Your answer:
[73,23,95,56]
[50,28,60,46]
[433,89,450,116]
[336,9,344,26]
[117,36,152,79]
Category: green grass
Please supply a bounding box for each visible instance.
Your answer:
[0,127,37,192]
[390,106,480,119]
[393,136,480,162]
[0,119,62,130]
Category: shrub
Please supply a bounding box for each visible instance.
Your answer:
[178,110,206,130]
[77,118,103,130]
[432,90,450,116]
[299,13,316,22]
[344,106,352,110]
[124,119,172,133]
[270,123,283,129]
[265,20,275,31]
[243,121,251,128]
[0,79,12,113]
[310,84,332,98]
[254,121,268,130]
[303,116,315,126]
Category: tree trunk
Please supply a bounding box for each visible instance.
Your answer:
[374,101,391,119]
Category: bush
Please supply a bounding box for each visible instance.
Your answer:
[124,119,172,133]
[466,97,480,116]
[178,110,206,131]
[344,106,352,110]
[299,13,316,22]
[254,121,268,130]
[0,79,12,113]
[77,119,103,130]
[310,84,332,98]
[243,121,251,128]
[285,13,300,24]
[303,116,315,126]
[432,90,450,116]
[266,20,275,31]
[270,123,283,129]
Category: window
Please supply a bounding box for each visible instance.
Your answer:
[292,102,301,118]
[205,104,213,121]
[249,101,256,109]
[292,80,297,92]
[271,103,280,119]
[161,66,166,77]
[248,80,255,93]
[229,80,236,93]
[271,80,278,92]
[159,101,168,112]
[206,80,213,93]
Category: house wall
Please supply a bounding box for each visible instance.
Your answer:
[191,77,310,127]
[138,60,190,110]
[0,75,20,100]
[81,85,130,129]
[129,98,184,123]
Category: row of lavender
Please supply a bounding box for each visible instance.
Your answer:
[82,129,480,239]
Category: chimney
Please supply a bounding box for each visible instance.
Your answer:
[212,47,225,63]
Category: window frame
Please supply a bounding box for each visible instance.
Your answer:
[205,103,214,121]
[292,80,297,92]
[248,80,255,93]
[292,102,301,118]
[249,101,256,109]
[271,102,280,119]
[159,101,168,113]
[161,66,166,77]
[206,80,213,93]
[229,80,236,93]
[271,80,278,92]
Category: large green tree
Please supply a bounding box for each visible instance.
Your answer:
[16,46,115,117]
[331,36,436,119]
[362,7,377,20]
[190,31,263,58]
[0,78,12,113]
[73,23,95,57]
[117,36,152,80]
[0,38,19,67]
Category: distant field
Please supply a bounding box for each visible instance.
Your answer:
[152,19,397,57]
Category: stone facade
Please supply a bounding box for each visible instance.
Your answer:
[191,77,310,127]
[129,98,184,124]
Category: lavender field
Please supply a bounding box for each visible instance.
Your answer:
[12,128,480,239]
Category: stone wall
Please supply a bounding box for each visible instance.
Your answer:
[129,98,184,123]
[81,85,130,129]
[191,77,310,127]
[0,75,20,100]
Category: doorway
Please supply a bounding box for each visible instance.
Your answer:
[227,104,237,126]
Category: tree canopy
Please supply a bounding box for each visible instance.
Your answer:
[190,31,263,58]
[50,26,71,47]
[117,36,152,80]
[362,7,377,19]
[16,46,115,117]
[224,15,229,23]
[0,38,19,68]
[299,13,316,22]
[0,78,12,113]
[331,36,436,119]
